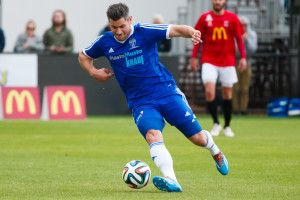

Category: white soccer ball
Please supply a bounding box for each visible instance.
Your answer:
[122,160,151,189]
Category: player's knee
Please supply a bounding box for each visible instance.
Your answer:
[188,131,207,146]
[146,130,163,145]
[205,90,215,101]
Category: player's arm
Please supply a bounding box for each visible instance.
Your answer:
[190,16,204,73]
[78,51,114,82]
[169,25,202,45]
[169,24,202,72]
[235,18,247,73]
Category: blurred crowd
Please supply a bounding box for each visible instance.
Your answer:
[0,11,172,54]
[0,10,73,54]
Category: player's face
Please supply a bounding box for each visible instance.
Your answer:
[109,16,132,42]
[211,0,226,12]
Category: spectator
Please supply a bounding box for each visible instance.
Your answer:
[233,16,258,115]
[43,10,73,54]
[153,14,172,52]
[98,24,111,36]
[0,27,5,52]
[14,20,44,53]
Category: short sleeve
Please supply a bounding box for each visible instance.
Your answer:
[83,35,105,59]
[139,23,171,43]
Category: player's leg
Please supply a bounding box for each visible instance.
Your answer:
[219,66,238,137]
[202,63,222,136]
[146,130,182,192]
[132,105,182,192]
[161,93,229,175]
[188,130,229,175]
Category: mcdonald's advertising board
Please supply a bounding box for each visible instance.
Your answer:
[42,86,86,120]
[0,87,41,119]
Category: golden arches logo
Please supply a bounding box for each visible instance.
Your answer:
[51,91,82,115]
[212,27,227,40]
[6,90,36,114]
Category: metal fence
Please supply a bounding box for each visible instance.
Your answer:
[178,51,299,113]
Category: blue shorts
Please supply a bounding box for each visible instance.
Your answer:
[132,92,202,139]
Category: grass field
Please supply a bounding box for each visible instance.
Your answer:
[0,115,299,200]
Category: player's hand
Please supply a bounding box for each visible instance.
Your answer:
[90,68,114,82]
[242,32,249,40]
[190,58,200,73]
[191,30,202,45]
[238,58,247,73]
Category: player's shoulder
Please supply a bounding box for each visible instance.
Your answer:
[224,10,239,18]
[199,11,213,21]
[201,10,213,17]
[96,32,114,43]
[138,23,170,30]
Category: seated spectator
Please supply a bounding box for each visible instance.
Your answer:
[0,27,5,52]
[14,20,44,53]
[43,10,73,54]
[153,14,172,52]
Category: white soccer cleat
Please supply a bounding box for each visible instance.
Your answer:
[210,123,222,136]
[223,127,234,137]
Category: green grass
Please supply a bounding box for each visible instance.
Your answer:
[0,115,299,200]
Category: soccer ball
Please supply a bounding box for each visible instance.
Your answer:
[122,160,151,189]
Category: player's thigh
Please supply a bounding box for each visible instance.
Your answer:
[161,94,202,138]
[132,105,165,139]
[201,63,218,84]
[219,66,238,87]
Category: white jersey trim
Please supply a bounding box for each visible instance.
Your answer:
[82,49,95,60]
[166,24,171,39]
[85,35,103,51]
[140,23,171,40]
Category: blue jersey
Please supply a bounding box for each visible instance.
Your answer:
[83,23,178,110]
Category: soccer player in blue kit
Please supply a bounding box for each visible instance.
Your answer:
[79,3,229,192]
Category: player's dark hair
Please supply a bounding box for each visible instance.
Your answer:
[106,3,129,21]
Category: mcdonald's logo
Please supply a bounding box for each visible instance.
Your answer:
[42,86,86,120]
[1,87,40,119]
[51,91,82,115]
[6,90,36,114]
[212,27,227,40]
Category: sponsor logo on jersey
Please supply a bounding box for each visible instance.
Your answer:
[109,47,114,53]
[109,49,144,68]
[212,27,227,40]
[185,111,191,117]
[129,38,139,50]
[136,110,143,123]
[224,20,229,27]
[125,55,144,67]
[205,14,213,22]
[206,14,213,26]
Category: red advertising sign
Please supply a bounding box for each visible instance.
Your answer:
[42,86,86,120]
[1,87,40,119]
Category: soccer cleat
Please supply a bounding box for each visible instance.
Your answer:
[223,126,234,137]
[213,151,229,175]
[210,123,222,136]
[152,176,182,192]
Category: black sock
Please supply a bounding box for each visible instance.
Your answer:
[207,99,219,124]
[223,100,232,128]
